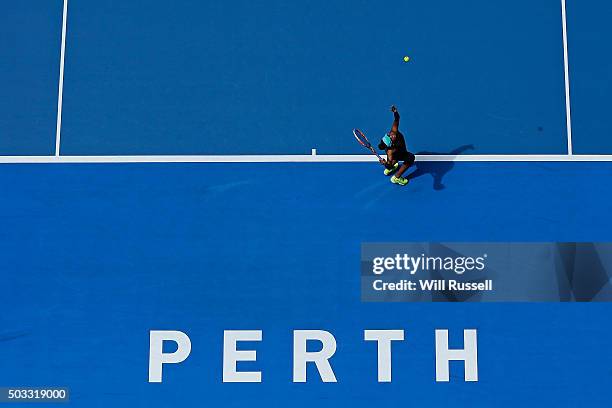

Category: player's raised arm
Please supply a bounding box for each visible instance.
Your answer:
[390,105,400,133]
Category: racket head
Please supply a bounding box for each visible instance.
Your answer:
[352,128,371,149]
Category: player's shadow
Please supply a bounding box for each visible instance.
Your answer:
[406,144,474,190]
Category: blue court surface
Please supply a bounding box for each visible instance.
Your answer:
[2,1,612,407]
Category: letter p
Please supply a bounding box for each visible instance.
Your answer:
[149,330,192,383]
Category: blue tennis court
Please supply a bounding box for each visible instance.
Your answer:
[2,1,612,407]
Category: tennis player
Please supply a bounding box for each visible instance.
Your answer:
[378,105,415,186]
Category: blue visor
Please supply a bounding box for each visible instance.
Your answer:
[382,134,392,148]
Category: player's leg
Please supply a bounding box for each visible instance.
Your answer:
[390,152,415,186]
[383,150,399,176]
[395,152,415,177]
[383,160,399,176]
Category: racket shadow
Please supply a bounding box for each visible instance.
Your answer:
[406,144,474,190]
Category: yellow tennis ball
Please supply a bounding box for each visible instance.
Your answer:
[403,56,410,62]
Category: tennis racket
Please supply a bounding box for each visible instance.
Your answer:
[353,128,384,162]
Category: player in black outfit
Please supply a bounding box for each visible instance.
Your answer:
[378,105,415,186]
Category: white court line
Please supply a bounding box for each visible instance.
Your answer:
[1,154,612,164]
[561,0,573,155]
[55,0,69,157]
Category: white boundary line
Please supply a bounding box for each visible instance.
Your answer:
[54,0,69,157]
[1,154,612,164]
[561,0,573,155]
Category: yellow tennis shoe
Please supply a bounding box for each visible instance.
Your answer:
[390,175,408,186]
[383,162,399,176]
